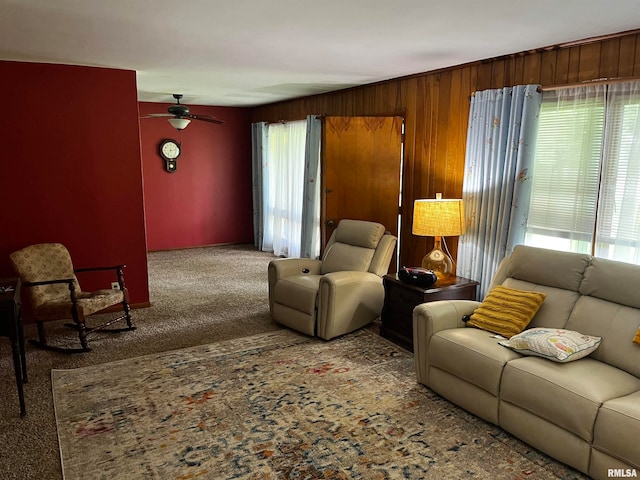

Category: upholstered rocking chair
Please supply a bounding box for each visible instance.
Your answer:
[10,243,135,353]
[268,219,397,340]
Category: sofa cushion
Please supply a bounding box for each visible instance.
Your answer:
[565,296,640,378]
[500,357,640,442]
[490,245,591,292]
[501,278,580,329]
[499,328,601,363]
[581,257,640,309]
[430,328,521,396]
[467,285,546,338]
[593,390,640,469]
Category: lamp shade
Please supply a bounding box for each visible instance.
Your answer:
[168,118,191,130]
[412,195,465,237]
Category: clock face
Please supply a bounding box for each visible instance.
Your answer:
[160,140,181,160]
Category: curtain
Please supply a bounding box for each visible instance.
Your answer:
[300,115,322,259]
[595,81,640,263]
[524,81,640,264]
[457,85,542,298]
[262,120,307,258]
[251,122,268,249]
[525,85,606,253]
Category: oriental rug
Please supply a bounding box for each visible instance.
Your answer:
[52,329,587,480]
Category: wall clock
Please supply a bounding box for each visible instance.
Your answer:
[159,139,181,173]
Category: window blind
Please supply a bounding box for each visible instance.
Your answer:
[527,89,605,242]
[525,82,640,263]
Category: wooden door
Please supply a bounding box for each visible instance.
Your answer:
[322,116,403,268]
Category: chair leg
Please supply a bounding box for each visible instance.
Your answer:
[36,321,47,346]
[71,309,90,351]
[121,285,135,330]
[117,270,135,330]
[122,300,134,329]
[29,321,90,354]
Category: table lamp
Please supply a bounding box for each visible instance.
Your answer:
[412,193,466,280]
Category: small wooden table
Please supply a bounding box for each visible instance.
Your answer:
[0,278,27,416]
[381,274,479,352]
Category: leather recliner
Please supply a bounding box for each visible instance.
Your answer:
[268,219,397,340]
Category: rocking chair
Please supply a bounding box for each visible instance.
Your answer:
[9,243,136,353]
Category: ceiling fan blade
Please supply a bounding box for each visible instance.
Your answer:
[187,113,224,124]
[141,113,174,118]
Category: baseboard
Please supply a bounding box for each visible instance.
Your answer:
[148,242,255,253]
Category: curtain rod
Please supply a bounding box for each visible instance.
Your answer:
[538,76,640,92]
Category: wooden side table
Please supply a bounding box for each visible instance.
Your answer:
[381,274,479,352]
[0,278,27,416]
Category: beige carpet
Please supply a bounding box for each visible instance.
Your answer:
[0,244,281,480]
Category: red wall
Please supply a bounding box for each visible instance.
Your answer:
[0,61,150,306]
[139,102,253,251]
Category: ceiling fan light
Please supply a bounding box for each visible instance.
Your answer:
[168,118,191,130]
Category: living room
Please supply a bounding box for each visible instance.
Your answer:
[1,2,640,479]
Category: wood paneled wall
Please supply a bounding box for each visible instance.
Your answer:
[251,31,640,268]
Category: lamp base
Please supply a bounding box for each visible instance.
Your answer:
[421,238,453,281]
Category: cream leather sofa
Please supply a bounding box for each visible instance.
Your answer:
[269,219,396,340]
[413,245,640,479]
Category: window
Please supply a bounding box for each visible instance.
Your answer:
[262,120,307,258]
[525,82,640,264]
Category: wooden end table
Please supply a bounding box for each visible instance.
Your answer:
[381,274,479,352]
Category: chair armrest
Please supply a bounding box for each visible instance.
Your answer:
[316,271,384,339]
[23,278,75,287]
[413,299,480,385]
[74,264,126,273]
[74,265,128,291]
[268,258,323,312]
[268,258,322,281]
[320,270,382,286]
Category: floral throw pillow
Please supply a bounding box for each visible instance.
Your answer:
[499,328,601,363]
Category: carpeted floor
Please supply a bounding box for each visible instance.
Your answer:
[0,244,281,480]
[0,244,588,479]
[52,328,587,480]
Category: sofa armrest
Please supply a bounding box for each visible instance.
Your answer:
[317,271,383,340]
[413,299,480,385]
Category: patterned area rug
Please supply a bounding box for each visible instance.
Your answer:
[52,329,587,479]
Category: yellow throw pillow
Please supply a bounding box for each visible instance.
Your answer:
[467,285,546,338]
[634,327,640,346]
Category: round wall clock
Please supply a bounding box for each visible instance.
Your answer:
[159,139,181,173]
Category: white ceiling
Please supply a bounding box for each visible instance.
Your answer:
[1,0,639,107]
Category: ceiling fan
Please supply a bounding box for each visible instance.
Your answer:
[142,94,224,130]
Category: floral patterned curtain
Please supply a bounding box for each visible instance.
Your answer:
[457,85,542,297]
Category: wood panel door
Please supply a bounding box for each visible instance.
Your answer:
[322,116,403,269]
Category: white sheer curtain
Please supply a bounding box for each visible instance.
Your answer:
[525,81,640,264]
[525,85,606,253]
[596,82,640,262]
[262,120,307,258]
